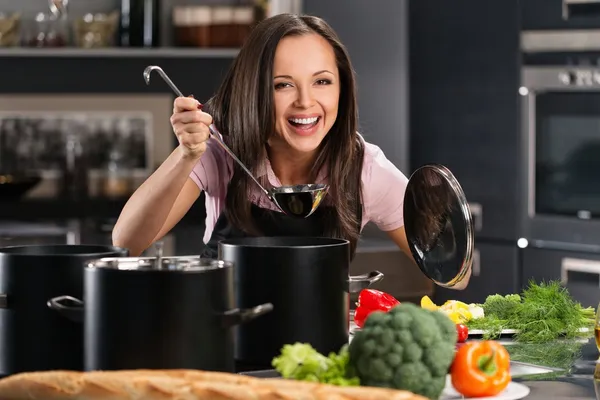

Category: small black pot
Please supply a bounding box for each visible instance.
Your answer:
[218,236,384,368]
[48,256,273,373]
[0,244,128,375]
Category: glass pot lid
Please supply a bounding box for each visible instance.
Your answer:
[403,164,474,288]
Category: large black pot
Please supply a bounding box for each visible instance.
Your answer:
[0,244,128,375]
[48,256,273,373]
[218,236,384,368]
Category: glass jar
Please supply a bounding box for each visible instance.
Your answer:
[26,13,68,47]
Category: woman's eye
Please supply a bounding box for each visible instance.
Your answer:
[274,82,292,90]
[316,79,332,85]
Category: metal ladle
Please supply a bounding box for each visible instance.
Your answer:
[143,65,329,218]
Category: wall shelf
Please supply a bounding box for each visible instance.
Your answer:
[0,47,240,58]
[0,51,234,94]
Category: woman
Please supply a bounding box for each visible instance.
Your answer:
[112,13,470,289]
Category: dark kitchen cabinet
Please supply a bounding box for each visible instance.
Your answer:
[408,0,522,242]
[522,247,600,308]
[433,242,520,305]
[521,0,600,30]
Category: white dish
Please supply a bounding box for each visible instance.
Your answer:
[468,329,518,335]
[441,376,530,400]
[468,327,590,336]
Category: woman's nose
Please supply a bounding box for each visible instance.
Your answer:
[294,86,316,109]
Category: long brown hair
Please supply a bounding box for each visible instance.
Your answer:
[204,14,365,255]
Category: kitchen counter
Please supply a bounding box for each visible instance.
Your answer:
[0,217,431,304]
[0,216,593,400]
[0,197,207,223]
[0,218,208,257]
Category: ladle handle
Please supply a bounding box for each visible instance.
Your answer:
[205,124,270,197]
[143,65,271,198]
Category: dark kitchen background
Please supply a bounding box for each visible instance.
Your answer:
[1,0,599,308]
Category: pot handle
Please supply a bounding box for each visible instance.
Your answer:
[221,303,274,328]
[347,270,384,293]
[0,294,8,309]
[47,295,84,323]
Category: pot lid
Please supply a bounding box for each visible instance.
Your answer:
[87,256,232,272]
[403,164,474,288]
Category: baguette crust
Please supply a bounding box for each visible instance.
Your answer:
[0,369,428,400]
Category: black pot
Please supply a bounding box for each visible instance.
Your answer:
[218,236,384,368]
[48,256,273,373]
[0,244,128,375]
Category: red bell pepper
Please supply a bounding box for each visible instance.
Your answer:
[353,289,400,328]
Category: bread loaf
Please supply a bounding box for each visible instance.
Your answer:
[0,369,428,400]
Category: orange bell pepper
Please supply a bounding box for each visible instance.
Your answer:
[450,340,511,398]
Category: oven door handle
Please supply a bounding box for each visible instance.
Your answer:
[472,248,481,277]
[561,257,600,286]
[563,0,600,19]
[468,202,483,232]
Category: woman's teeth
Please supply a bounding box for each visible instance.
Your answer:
[288,116,319,126]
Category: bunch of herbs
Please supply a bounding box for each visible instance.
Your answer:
[467,280,595,343]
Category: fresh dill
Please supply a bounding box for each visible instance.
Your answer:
[466,280,596,344]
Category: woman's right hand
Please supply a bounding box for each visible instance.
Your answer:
[170,96,213,160]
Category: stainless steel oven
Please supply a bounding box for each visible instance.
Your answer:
[521,0,600,34]
[521,66,600,248]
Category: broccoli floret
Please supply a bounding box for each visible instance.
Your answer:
[348,303,457,399]
[483,293,522,320]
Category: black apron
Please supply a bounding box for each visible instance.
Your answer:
[201,203,362,259]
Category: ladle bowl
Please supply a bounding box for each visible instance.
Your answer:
[269,183,329,218]
[143,65,329,218]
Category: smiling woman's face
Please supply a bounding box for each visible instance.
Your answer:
[271,33,340,155]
